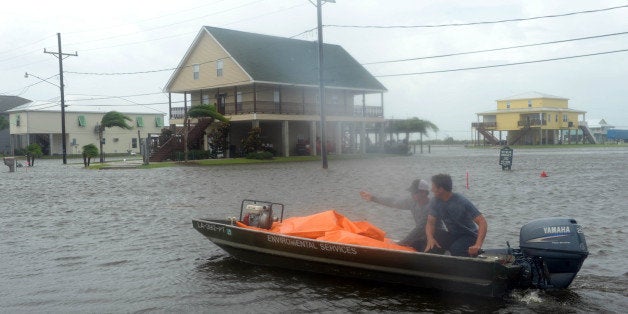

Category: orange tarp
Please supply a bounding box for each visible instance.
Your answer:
[237,210,416,252]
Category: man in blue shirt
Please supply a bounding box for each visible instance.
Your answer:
[424,174,487,257]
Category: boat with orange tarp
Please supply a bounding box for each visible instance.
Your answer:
[193,199,588,298]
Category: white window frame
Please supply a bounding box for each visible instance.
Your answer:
[216,60,223,77]
[193,64,200,80]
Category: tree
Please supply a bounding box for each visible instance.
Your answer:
[188,104,228,122]
[386,117,438,154]
[185,104,228,160]
[207,121,230,158]
[82,144,98,167]
[26,143,42,166]
[241,127,263,154]
[98,111,133,162]
[0,115,9,131]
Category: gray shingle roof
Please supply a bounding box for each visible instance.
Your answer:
[0,96,30,113]
[204,26,386,92]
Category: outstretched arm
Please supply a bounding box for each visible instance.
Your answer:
[359,191,373,201]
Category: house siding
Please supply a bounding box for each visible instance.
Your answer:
[9,110,164,155]
[169,32,250,93]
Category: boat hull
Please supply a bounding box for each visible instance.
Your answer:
[193,218,522,298]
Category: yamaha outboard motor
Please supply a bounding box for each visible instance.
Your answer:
[517,217,588,288]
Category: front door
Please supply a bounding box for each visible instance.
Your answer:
[216,94,226,115]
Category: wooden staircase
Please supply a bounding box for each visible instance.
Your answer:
[579,124,597,144]
[509,126,531,145]
[149,118,212,162]
[476,125,500,145]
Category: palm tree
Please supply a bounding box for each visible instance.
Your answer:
[98,111,133,162]
[188,104,228,122]
[82,143,98,167]
[26,143,42,166]
[183,104,228,161]
[388,117,439,153]
[405,117,439,153]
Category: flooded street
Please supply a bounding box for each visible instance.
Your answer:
[1,146,627,312]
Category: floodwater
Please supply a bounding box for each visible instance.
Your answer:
[1,146,626,313]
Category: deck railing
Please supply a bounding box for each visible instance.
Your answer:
[170,103,383,118]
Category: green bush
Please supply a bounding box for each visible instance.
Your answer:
[245,151,274,160]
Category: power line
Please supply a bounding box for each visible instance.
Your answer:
[65,56,230,75]
[375,48,628,78]
[69,2,306,53]
[64,30,628,77]
[363,31,628,65]
[64,0,266,49]
[326,4,628,29]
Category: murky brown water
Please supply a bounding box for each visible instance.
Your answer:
[1,146,626,312]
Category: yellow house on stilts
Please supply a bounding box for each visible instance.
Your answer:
[472,92,595,146]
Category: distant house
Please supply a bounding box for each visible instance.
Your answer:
[163,26,387,158]
[473,92,591,145]
[0,95,31,154]
[8,101,164,156]
[585,118,614,143]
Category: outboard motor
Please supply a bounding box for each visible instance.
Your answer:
[517,217,588,289]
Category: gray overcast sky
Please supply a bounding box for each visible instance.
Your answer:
[1,0,627,140]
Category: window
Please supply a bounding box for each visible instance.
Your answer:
[528,100,532,107]
[132,138,138,148]
[274,90,280,112]
[78,115,87,127]
[155,116,164,127]
[202,94,209,105]
[216,60,223,77]
[193,64,200,80]
[236,91,242,111]
[15,114,20,126]
[136,116,144,127]
[555,115,558,122]
[563,114,568,122]
[506,102,510,109]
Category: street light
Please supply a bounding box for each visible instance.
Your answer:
[314,0,335,169]
[24,71,68,164]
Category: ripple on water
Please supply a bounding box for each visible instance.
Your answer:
[1,147,627,312]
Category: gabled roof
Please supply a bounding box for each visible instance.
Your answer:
[166,26,386,92]
[0,95,30,112]
[7,99,164,115]
[586,118,613,128]
[497,92,568,101]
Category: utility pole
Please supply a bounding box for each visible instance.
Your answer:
[45,33,77,165]
[317,0,329,169]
